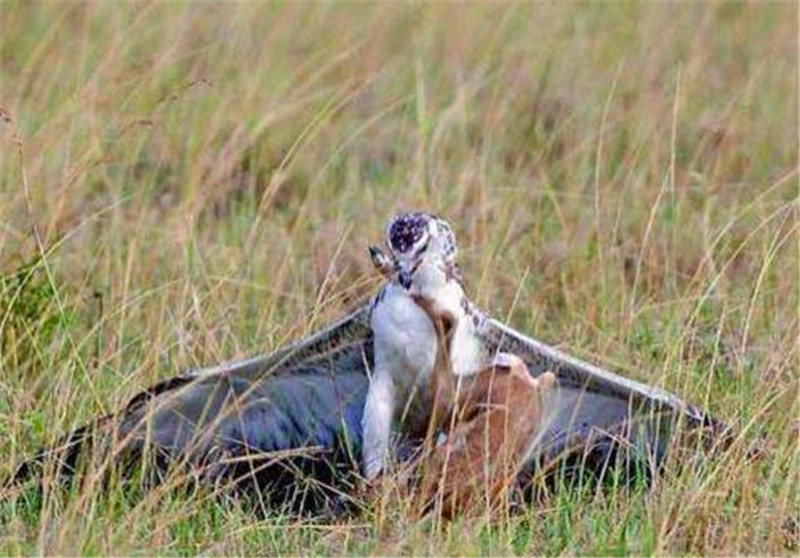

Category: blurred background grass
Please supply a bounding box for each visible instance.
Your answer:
[0,1,798,555]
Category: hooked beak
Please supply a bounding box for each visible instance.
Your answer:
[397,270,413,290]
[395,257,423,290]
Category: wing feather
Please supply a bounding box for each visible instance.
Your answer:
[8,302,727,511]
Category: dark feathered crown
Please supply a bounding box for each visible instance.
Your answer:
[385,212,457,261]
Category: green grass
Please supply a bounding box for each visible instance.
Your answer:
[1,1,798,555]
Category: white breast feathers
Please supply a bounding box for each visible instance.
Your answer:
[361,284,439,479]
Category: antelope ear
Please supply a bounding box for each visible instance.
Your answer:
[367,244,384,263]
[368,245,393,278]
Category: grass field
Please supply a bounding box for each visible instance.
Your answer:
[1,2,798,555]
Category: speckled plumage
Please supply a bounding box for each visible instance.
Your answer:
[362,212,490,479]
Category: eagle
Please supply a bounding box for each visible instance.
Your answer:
[5,215,731,516]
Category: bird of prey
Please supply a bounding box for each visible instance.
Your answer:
[5,214,730,515]
[363,212,495,480]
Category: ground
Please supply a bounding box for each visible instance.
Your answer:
[0,2,798,555]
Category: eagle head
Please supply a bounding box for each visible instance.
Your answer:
[383,211,458,290]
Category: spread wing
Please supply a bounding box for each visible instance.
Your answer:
[7,303,726,512]
[7,308,373,511]
[475,317,726,477]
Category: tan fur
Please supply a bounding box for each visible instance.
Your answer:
[410,294,457,437]
[369,251,556,518]
[411,295,556,519]
[418,361,555,518]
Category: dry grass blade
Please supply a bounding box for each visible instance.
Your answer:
[0,2,797,555]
